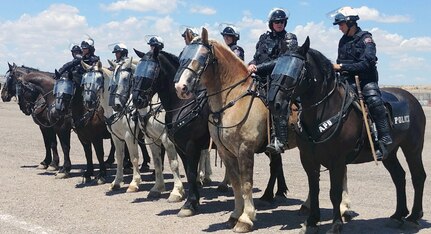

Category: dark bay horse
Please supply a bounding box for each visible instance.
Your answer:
[52,68,113,184]
[174,28,290,232]
[1,63,64,172]
[6,68,74,178]
[271,37,426,233]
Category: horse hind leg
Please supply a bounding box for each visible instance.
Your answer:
[382,148,409,225]
[401,145,426,227]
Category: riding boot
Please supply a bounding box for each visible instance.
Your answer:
[374,117,393,161]
[265,116,288,155]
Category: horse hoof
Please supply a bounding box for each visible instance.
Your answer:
[386,217,404,229]
[202,178,212,186]
[403,218,420,230]
[326,220,343,234]
[109,184,121,191]
[299,224,318,234]
[226,217,238,229]
[126,186,139,193]
[342,210,354,222]
[148,191,161,199]
[97,177,106,185]
[47,165,59,171]
[233,221,253,233]
[217,184,229,193]
[177,208,195,217]
[167,194,184,203]
[37,164,48,170]
[82,176,92,184]
[299,204,311,216]
[55,172,70,179]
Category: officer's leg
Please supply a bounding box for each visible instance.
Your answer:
[362,82,393,160]
[266,83,290,155]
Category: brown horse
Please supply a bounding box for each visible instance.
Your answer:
[1,63,64,172]
[174,28,273,232]
[271,37,426,233]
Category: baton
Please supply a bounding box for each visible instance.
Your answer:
[355,75,378,165]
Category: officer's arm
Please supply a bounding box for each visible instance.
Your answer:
[255,60,276,77]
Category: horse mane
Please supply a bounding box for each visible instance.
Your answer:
[307,48,335,80]
[159,51,179,67]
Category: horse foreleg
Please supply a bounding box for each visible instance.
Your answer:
[93,138,107,185]
[110,137,125,191]
[164,139,184,202]
[37,126,57,169]
[340,166,352,221]
[124,134,141,193]
[217,167,230,193]
[104,137,116,168]
[300,155,320,233]
[223,156,243,229]
[55,129,71,179]
[327,165,345,234]
[80,140,94,183]
[178,149,200,217]
[234,148,256,233]
[147,142,165,198]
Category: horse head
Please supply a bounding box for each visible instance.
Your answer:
[53,69,76,116]
[16,80,40,115]
[80,60,104,111]
[174,28,213,99]
[107,58,133,112]
[132,48,160,109]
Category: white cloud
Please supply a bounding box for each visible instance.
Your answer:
[356,6,411,23]
[190,6,216,15]
[101,0,177,14]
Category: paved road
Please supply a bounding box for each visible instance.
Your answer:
[1,101,430,233]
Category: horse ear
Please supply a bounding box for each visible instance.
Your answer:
[134,48,145,58]
[54,69,61,79]
[97,60,102,70]
[8,62,13,71]
[298,36,310,56]
[107,59,115,69]
[202,27,209,45]
[185,29,193,44]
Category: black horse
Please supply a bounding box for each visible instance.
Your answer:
[271,37,426,233]
[132,47,288,217]
[1,63,63,171]
[6,68,74,178]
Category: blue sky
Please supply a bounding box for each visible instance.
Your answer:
[0,0,430,85]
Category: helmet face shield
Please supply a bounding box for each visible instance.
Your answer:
[328,6,359,25]
[219,24,240,40]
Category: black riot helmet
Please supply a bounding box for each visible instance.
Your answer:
[81,38,95,54]
[220,26,240,41]
[268,8,289,31]
[332,6,359,27]
[112,43,128,57]
[70,45,82,54]
[147,36,164,50]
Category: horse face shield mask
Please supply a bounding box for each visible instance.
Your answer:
[54,78,75,114]
[109,65,132,111]
[132,58,160,109]
[271,53,305,90]
[81,71,103,110]
[174,43,211,95]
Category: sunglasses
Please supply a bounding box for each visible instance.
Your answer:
[273,20,284,25]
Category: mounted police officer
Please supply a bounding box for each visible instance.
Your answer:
[247,8,297,155]
[147,36,164,52]
[220,25,244,61]
[331,6,392,160]
[112,42,129,63]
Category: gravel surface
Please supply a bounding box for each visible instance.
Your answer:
[1,101,430,234]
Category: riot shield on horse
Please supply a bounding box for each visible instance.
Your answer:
[271,37,426,233]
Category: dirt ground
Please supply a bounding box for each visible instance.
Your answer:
[0,100,430,234]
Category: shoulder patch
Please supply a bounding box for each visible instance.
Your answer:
[364,37,374,44]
